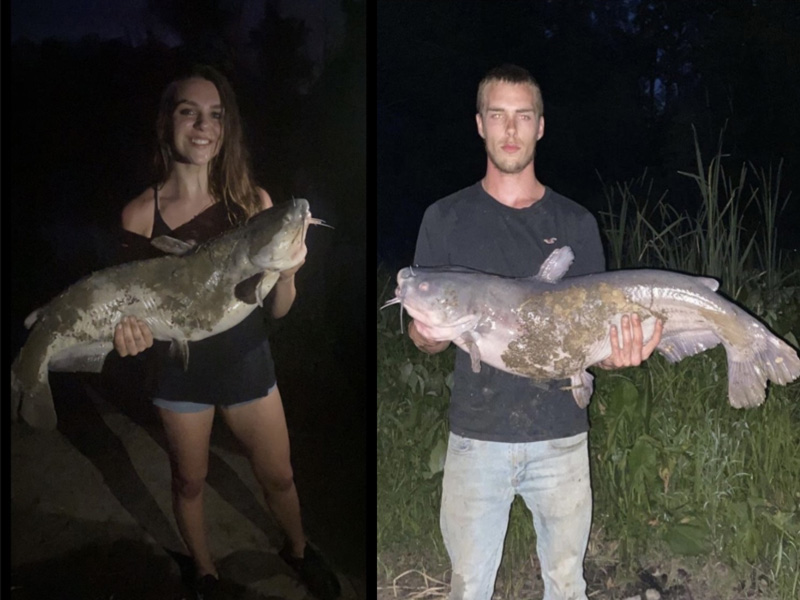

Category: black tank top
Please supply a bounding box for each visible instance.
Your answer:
[151,191,171,237]
[151,186,241,241]
[127,188,276,405]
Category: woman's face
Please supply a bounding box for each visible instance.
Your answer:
[170,77,224,166]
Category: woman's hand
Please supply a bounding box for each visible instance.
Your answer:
[114,316,154,357]
[278,258,305,282]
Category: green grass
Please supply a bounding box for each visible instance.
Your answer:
[377,137,800,599]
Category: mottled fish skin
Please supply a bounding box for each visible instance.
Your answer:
[393,246,800,410]
[11,199,313,430]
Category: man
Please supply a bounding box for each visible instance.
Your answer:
[409,65,663,600]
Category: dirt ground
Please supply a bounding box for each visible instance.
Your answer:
[10,306,366,600]
[375,556,774,600]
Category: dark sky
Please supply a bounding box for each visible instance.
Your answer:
[10,0,347,70]
[8,0,366,354]
[377,1,800,266]
[11,0,181,45]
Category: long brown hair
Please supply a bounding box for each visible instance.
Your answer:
[153,64,261,223]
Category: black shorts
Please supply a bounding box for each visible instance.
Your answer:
[151,309,276,406]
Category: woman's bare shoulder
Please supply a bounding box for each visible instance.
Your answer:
[121,188,156,236]
[256,187,272,210]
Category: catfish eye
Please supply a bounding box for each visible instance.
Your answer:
[418,282,429,292]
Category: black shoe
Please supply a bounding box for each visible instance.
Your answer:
[279,541,341,600]
[193,573,220,600]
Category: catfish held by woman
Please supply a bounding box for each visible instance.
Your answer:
[11,197,325,430]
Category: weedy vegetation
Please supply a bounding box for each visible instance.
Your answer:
[377,136,800,599]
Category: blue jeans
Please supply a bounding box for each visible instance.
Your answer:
[440,432,592,600]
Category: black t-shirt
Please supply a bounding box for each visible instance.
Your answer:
[414,181,606,442]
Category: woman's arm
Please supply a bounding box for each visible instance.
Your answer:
[257,188,305,319]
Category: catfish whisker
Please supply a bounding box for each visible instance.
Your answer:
[380,297,401,310]
[309,217,334,229]
[379,297,405,334]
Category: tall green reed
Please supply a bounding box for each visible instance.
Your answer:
[593,128,799,597]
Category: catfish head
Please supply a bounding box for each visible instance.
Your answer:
[386,266,481,341]
[233,198,331,307]
[245,198,314,272]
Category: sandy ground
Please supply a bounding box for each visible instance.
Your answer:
[10,309,366,599]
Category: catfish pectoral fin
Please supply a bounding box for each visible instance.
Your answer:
[460,332,482,373]
[564,371,594,409]
[18,382,58,430]
[234,272,281,307]
[255,271,280,307]
[234,273,263,304]
[169,339,190,371]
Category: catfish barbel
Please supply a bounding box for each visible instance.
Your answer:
[12,198,326,429]
[384,246,800,409]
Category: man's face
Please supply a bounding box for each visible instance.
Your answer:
[476,81,544,174]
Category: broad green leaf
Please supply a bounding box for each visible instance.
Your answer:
[629,435,658,479]
[663,521,712,556]
[424,437,447,479]
[400,360,413,384]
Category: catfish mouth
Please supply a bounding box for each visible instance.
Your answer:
[402,300,477,329]
[381,293,478,336]
[251,201,329,270]
[252,227,304,270]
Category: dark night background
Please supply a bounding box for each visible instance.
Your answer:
[11,0,366,343]
[8,0,366,595]
[377,0,800,268]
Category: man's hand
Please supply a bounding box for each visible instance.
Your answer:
[597,313,663,369]
[408,320,450,354]
[114,316,154,357]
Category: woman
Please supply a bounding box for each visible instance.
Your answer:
[114,65,339,600]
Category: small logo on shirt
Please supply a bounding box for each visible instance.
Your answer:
[543,237,557,244]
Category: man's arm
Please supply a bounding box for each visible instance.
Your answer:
[408,203,452,354]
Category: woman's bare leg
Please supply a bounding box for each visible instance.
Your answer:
[220,387,307,556]
[158,405,218,577]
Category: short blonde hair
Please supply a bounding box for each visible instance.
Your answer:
[477,64,544,117]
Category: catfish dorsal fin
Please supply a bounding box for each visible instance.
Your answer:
[535,246,575,283]
[151,236,197,256]
[24,308,41,329]
[695,276,719,292]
